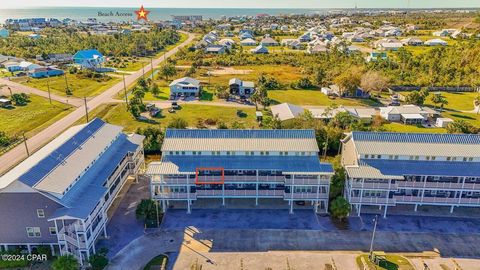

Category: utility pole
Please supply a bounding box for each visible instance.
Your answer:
[46,76,52,104]
[150,57,154,80]
[369,215,378,259]
[8,87,13,96]
[123,74,129,110]
[22,133,30,157]
[83,97,89,123]
[64,73,70,95]
[142,62,145,79]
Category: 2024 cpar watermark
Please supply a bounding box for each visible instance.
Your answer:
[1,253,48,262]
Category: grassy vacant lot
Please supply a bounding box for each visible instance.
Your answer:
[442,111,480,127]
[356,254,414,270]
[399,91,479,111]
[269,89,380,107]
[382,123,446,133]
[0,94,73,137]
[21,73,121,97]
[79,103,259,131]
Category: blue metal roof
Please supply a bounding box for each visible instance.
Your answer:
[51,134,139,219]
[73,49,103,60]
[362,159,480,177]
[19,118,105,187]
[162,155,333,173]
[352,131,480,145]
[165,129,316,139]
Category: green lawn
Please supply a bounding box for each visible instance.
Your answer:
[143,254,168,270]
[268,89,380,107]
[442,111,480,127]
[106,57,150,72]
[0,94,73,137]
[356,254,414,270]
[382,123,447,133]
[21,73,121,98]
[399,91,479,111]
[79,103,259,131]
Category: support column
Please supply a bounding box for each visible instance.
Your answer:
[222,181,225,206]
[450,205,454,213]
[358,204,362,216]
[103,224,108,238]
[27,244,31,253]
[383,205,388,218]
[315,175,320,213]
[414,204,418,211]
[289,174,295,214]
[255,170,259,206]
[50,244,55,256]
[187,175,191,214]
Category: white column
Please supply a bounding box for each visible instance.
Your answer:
[315,175,320,213]
[255,170,259,206]
[187,175,191,214]
[222,180,225,206]
[27,244,31,253]
[414,204,418,211]
[50,244,55,256]
[383,205,388,218]
[290,174,295,214]
[450,205,454,213]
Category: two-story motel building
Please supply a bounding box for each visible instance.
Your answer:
[146,129,334,214]
[0,119,144,265]
[342,131,480,217]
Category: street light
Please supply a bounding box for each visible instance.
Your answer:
[369,215,378,259]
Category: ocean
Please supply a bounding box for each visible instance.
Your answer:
[0,7,330,23]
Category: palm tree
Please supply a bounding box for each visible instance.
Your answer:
[431,93,448,112]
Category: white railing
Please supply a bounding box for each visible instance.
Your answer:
[286,192,328,199]
[154,192,195,199]
[349,197,396,205]
[394,195,480,205]
[397,181,480,190]
[257,190,285,197]
[285,179,330,185]
[161,177,193,185]
[350,182,395,190]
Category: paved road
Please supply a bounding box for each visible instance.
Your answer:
[0,82,83,107]
[0,32,196,175]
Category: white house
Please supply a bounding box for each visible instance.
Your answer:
[425,39,448,46]
[169,77,201,98]
[260,36,279,46]
[380,105,439,124]
[240,38,257,46]
[250,45,269,54]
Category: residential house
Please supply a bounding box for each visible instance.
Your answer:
[270,103,305,121]
[260,35,279,46]
[401,37,423,46]
[436,118,454,128]
[281,39,301,49]
[146,129,334,214]
[379,105,439,124]
[377,42,403,51]
[229,78,255,97]
[169,77,201,98]
[239,32,254,40]
[205,45,226,54]
[341,131,480,217]
[307,44,328,54]
[425,39,448,46]
[73,49,105,70]
[29,67,64,78]
[0,119,144,265]
[218,39,235,49]
[240,38,257,46]
[250,45,269,54]
[366,52,388,62]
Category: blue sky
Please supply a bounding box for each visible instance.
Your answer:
[4,0,480,8]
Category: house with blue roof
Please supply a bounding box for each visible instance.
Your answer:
[146,129,333,214]
[73,49,106,70]
[0,118,144,265]
[0,28,9,38]
[341,131,480,217]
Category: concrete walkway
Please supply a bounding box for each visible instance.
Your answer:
[0,31,196,175]
[0,81,84,107]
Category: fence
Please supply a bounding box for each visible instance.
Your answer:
[390,86,478,92]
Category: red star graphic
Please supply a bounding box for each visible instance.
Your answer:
[135,5,150,21]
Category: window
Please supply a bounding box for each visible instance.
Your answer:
[227,151,231,155]
[364,154,369,159]
[266,151,270,156]
[26,227,41,238]
[370,155,375,159]
[284,152,288,156]
[49,227,56,235]
[37,209,45,218]
[389,155,393,160]
[394,155,399,160]
[260,151,264,155]
[431,156,436,160]
[447,157,451,161]
[211,151,216,155]
[301,152,305,156]
[452,157,457,161]
[193,151,197,155]
[469,157,473,162]
[414,156,419,160]
[216,151,220,155]
[426,156,430,160]
[409,156,414,160]
[181,151,185,155]
[280,152,283,156]
[377,155,381,159]
[175,151,179,155]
